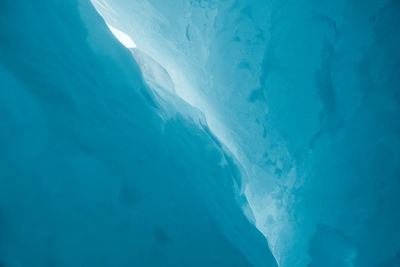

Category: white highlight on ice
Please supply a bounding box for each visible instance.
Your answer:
[107,24,136,48]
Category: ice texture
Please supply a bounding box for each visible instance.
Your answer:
[0,1,277,266]
[92,0,400,266]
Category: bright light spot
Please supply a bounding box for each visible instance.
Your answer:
[107,24,136,48]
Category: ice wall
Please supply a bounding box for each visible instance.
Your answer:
[92,0,400,266]
[0,1,278,266]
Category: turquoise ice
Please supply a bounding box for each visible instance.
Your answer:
[1,0,400,266]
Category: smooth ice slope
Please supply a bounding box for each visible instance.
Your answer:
[0,1,277,266]
[92,0,400,266]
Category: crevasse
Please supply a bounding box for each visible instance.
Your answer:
[0,1,277,266]
[92,0,400,266]
[1,0,400,267]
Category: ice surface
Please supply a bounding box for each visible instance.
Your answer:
[92,0,400,266]
[106,24,136,48]
[131,48,175,94]
[1,0,400,266]
[0,1,277,266]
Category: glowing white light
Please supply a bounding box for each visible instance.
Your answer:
[107,24,136,48]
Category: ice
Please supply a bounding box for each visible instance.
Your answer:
[1,0,400,266]
[92,0,400,266]
[106,24,136,48]
[0,1,277,266]
[131,48,175,94]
